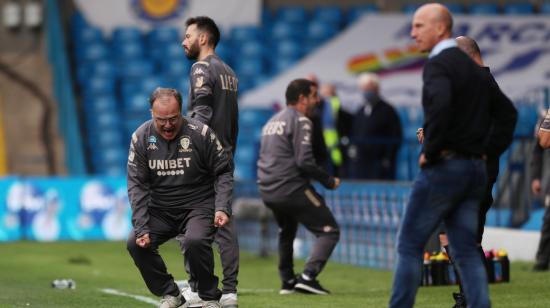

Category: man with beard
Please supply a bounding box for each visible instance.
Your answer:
[257,79,341,295]
[126,88,233,308]
[180,16,240,308]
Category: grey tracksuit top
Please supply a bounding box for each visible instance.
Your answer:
[257,107,335,200]
[127,117,233,237]
[187,54,238,154]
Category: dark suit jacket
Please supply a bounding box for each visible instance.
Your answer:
[422,47,513,163]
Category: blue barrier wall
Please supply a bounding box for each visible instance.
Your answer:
[0,177,519,269]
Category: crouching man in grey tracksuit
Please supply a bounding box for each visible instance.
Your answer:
[126,87,233,308]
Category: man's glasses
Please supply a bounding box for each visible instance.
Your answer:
[153,115,180,125]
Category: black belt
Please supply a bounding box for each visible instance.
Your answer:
[440,150,483,160]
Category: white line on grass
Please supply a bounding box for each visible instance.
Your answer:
[100,288,158,306]
[100,287,277,306]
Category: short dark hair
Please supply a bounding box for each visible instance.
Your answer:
[185,16,220,48]
[149,87,183,110]
[285,79,314,105]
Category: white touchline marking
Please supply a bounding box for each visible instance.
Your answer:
[100,288,158,306]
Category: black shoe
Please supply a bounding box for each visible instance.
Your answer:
[295,275,330,295]
[279,277,297,295]
[452,292,467,308]
[533,263,549,272]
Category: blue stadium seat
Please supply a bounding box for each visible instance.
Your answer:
[469,3,499,15]
[112,41,145,61]
[82,75,116,96]
[235,57,264,78]
[85,112,122,138]
[164,77,190,107]
[111,26,142,44]
[236,76,255,93]
[91,128,125,148]
[275,40,303,59]
[160,59,191,80]
[312,6,343,28]
[503,2,534,15]
[140,75,168,95]
[234,162,256,180]
[82,95,118,114]
[149,42,183,62]
[147,26,180,45]
[117,59,155,79]
[270,56,299,74]
[542,1,550,14]
[346,4,379,25]
[77,42,110,63]
[230,26,262,42]
[239,108,273,129]
[122,92,150,114]
[275,6,308,24]
[124,118,148,139]
[91,147,127,170]
[271,21,304,41]
[239,40,265,59]
[307,20,339,44]
[235,143,258,164]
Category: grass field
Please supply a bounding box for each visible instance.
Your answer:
[0,241,549,307]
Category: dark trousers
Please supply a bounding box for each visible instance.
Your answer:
[477,176,497,244]
[535,205,550,265]
[180,218,240,294]
[262,186,340,282]
[127,207,221,301]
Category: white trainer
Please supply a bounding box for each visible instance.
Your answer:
[219,293,238,308]
[181,285,203,308]
[203,300,222,308]
[159,294,184,308]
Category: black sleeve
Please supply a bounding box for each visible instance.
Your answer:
[422,60,453,161]
[293,116,335,188]
[203,128,234,216]
[189,62,214,124]
[484,74,518,158]
[531,141,544,181]
[126,132,150,237]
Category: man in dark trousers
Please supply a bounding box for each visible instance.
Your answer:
[126,88,233,308]
[531,139,550,271]
[180,16,239,308]
[418,35,518,307]
[389,4,511,307]
[257,79,341,295]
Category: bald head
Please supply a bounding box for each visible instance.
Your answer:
[456,36,483,66]
[411,3,453,52]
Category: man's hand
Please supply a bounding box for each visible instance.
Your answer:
[136,233,151,248]
[214,211,229,227]
[532,179,542,195]
[332,177,341,189]
[416,128,424,144]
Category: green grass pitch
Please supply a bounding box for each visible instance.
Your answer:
[0,241,549,307]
